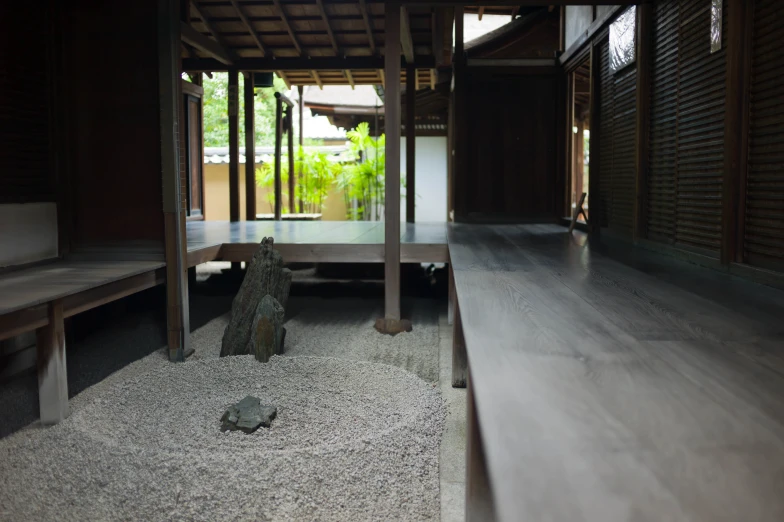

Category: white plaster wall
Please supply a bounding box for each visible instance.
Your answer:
[565,6,594,50]
[0,203,58,268]
[400,137,448,222]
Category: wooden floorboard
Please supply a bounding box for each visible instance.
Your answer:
[448,223,784,522]
[0,260,166,316]
[186,221,448,265]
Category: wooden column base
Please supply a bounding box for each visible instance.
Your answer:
[466,374,496,521]
[374,318,413,336]
[452,295,467,388]
[36,300,69,424]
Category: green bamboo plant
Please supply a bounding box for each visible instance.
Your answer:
[339,122,386,221]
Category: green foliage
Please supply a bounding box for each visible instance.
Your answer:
[342,122,386,221]
[200,73,287,148]
[255,147,342,215]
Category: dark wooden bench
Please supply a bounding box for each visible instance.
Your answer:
[448,223,784,521]
[0,259,165,424]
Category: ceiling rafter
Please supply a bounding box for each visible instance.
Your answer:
[315,0,339,56]
[358,0,377,56]
[277,70,291,89]
[272,0,303,56]
[345,70,356,89]
[190,1,236,61]
[181,22,233,65]
[400,7,415,64]
[228,0,267,57]
[312,70,324,89]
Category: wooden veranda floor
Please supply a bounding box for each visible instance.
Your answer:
[186,220,448,267]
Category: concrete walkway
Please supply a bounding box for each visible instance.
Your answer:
[439,312,467,521]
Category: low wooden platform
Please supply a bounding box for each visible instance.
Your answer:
[186,220,449,267]
[0,258,165,424]
[449,224,784,521]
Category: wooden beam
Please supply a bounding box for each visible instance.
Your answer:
[358,0,377,55]
[511,6,520,20]
[634,2,652,241]
[180,22,233,66]
[430,68,436,89]
[406,64,416,223]
[244,73,256,221]
[272,0,303,56]
[453,7,465,220]
[182,56,435,72]
[400,6,415,64]
[228,0,266,57]
[345,70,356,89]
[277,70,291,89]
[36,300,69,424]
[312,70,324,89]
[379,69,386,88]
[478,6,485,20]
[384,2,402,322]
[315,0,339,56]
[189,2,236,61]
[228,70,240,222]
[432,9,445,66]
[723,0,753,264]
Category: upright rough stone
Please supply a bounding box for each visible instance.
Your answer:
[220,237,292,357]
[248,295,285,362]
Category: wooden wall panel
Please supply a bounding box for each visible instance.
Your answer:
[647,0,679,243]
[674,0,726,256]
[62,1,164,245]
[596,40,613,229]
[0,4,55,203]
[455,71,559,222]
[745,0,784,269]
[595,36,637,238]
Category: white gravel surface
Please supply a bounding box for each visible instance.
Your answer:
[0,298,445,521]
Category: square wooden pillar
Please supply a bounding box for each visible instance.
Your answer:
[36,300,69,424]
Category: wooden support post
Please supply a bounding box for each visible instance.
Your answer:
[466,373,496,522]
[447,91,454,221]
[244,72,256,221]
[453,7,465,221]
[36,300,68,424]
[161,0,189,362]
[634,2,652,241]
[374,1,406,334]
[298,85,304,213]
[723,0,753,265]
[274,94,283,220]
[588,44,600,232]
[228,69,240,222]
[452,293,467,387]
[287,106,295,214]
[406,63,416,223]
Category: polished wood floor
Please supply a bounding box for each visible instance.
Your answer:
[186,220,449,266]
[449,223,784,522]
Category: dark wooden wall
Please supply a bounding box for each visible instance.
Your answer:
[569,0,783,280]
[0,4,56,204]
[454,69,559,222]
[60,1,165,247]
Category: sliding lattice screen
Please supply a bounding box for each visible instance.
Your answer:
[745,0,784,269]
[646,0,727,257]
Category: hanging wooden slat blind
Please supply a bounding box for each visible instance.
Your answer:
[611,65,637,238]
[597,40,613,229]
[647,0,679,243]
[645,0,726,257]
[0,5,54,203]
[595,28,636,238]
[745,0,784,269]
[673,0,726,255]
